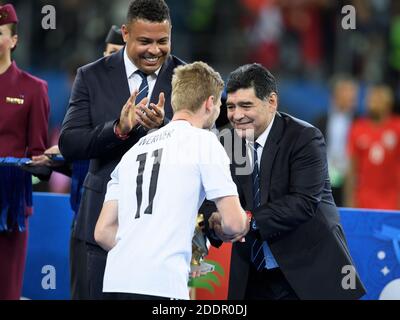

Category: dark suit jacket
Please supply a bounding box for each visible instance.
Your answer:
[59,49,185,244]
[208,112,366,300]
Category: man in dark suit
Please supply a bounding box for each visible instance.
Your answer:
[208,64,366,300]
[31,24,126,301]
[59,0,185,299]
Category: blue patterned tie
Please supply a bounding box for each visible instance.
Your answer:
[251,142,266,271]
[135,70,149,105]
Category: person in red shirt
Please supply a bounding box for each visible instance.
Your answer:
[346,84,400,210]
[0,4,50,299]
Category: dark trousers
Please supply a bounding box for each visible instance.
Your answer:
[69,234,107,300]
[86,242,107,299]
[244,266,299,300]
[332,186,344,207]
[69,235,89,300]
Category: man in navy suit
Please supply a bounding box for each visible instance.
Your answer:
[208,64,366,300]
[59,0,185,299]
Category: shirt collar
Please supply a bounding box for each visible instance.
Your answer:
[247,114,276,149]
[123,47,161,79]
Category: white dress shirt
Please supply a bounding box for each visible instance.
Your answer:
[246,115,279,269]
[123,48,160,103]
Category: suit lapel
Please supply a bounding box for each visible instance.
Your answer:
[107,48,131,113]
[259,113,284,206]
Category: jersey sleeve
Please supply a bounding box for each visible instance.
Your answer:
[104,163,120,202]
[198,133,238,201]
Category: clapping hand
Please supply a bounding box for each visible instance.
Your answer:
[117,90,149,135]
[135,92,165,129]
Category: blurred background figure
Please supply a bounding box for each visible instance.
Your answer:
[314,76,359,206]
[346,85,400,210]
[0,3,50,300]
[104,25,125,56]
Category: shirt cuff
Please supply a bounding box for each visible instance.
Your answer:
[113,120,130,140]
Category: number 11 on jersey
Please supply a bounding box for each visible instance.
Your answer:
[135,148,164,219]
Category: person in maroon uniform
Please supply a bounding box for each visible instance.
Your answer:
[0,4,50,300]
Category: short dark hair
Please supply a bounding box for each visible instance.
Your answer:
[226,63,278,100]
[127,0,171,24]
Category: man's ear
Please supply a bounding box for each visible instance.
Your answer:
[121,24,129,43]
[268,93,278,110]
[205,96,215,113]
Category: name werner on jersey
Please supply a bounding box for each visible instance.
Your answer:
[138,129,175,146]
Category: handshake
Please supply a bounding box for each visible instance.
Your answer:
[207,211,251,243]
[190,211,250,278]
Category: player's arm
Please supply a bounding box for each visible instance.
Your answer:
[213,195,249,237]
[95,200,119,251]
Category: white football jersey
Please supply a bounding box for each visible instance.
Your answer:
[102,120,238,299]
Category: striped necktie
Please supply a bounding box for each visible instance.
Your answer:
[251,142,266,271]
[135,70,149,105]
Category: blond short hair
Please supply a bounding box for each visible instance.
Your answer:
[171,61,224,113]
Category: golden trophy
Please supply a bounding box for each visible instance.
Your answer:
[190,213,214,276]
